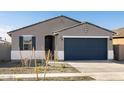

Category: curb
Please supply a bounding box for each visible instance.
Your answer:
[0,73,84,79]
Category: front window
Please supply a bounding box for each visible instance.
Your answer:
[19,35,36,50]
[23,36,32,50]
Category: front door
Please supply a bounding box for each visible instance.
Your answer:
[45,35,55,60]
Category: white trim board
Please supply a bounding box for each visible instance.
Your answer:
[108,50,114,59]
[57,51,64,60]
[11,51,45,60]
[11,50,64,60]
[11,50,113,60]
[63,36,110,38]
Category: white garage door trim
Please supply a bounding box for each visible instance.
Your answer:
[63,36,110,38]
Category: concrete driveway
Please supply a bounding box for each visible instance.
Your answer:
[68,60,124,80]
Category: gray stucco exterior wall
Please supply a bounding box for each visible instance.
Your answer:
[11,16,79,51]
[56,24,113,51]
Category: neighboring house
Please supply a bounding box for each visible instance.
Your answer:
[113,28,124,60]
[8,15,114,61]
[113,28,124,45]
[0,37,11,61]
[0,37,10,44]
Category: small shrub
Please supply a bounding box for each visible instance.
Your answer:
[61,64,66,68]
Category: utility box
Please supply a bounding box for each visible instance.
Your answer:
[113,45,124,61]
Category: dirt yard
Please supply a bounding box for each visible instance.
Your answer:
[0,61,80,74]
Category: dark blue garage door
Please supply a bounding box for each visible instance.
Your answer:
[64,38,107,60]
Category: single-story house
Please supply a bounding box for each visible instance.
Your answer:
[8,15,114,61]
[113,28,124,60]
[0,37,10,44]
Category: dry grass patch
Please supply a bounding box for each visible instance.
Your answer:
[0,62,80,74]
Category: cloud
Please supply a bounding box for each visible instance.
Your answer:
[0,25,14,42]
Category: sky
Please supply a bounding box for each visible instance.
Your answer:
[1,11,124,42]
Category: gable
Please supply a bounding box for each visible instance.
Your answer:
[8,15,81,36]
[113,28,124,37]
[58,22,113,36]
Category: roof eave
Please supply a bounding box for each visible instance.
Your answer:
[85,22,116,34]
[113,36,124,39]
[7,32,12,37]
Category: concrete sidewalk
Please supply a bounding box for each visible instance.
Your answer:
[0,73,84,79]
[84,72,124,80]
[1,72,124,80]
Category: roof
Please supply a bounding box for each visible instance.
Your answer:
[7,15,115,36]
[7,15,81,36]
[54,22,115,34]
[113,27,124,38]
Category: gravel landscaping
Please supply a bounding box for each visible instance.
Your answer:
[0,61,80,74]
[0,61,96,81]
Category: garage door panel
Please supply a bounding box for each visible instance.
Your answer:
[64,38,107,60]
